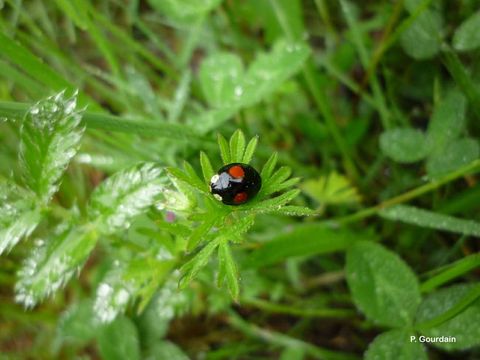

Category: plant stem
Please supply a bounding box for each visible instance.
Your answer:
[325,160,480,226]
[227,310,360,360]
[243,297,355,319]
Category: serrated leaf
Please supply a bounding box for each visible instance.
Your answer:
[380,205,480,237]
[220,214,255,242]
[218,241,239,300]
[242,136,258,164]
[187,215,220,250]
[229,129,246,163]
[300,172,361,205]
[379,128,428,163]
[365,329,427,360]
[268,205,317,217]
[200,151,214,184]
[15,224,97,307]
[0,181,41,255]
[243,189,300,214]
[426,138,479,178]
[453,12,480,52]
[93,265,140,323]
[179,237,221,289]
[217,133,231,164]
[260,152,278,180]
[148,0,222,24]
[426,90,466,154]
[19,91,84,202]
[246,224,363,268]
[97,315,141,360]
[89,163,166,234]
[400,10,442,60]
[183,161,208,193]
[415,284,480,350]
[346,241,421,327]
[263,166,291,194]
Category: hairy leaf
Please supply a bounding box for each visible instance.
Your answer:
[400,10,442,60]
[97,316,141,360]
[426,138,479,178]
[89,163,166,234]
[218,241,240,300]
[148,0,222,24]
[380,205,480,237]
[217,133,231,164]
[379,128,429,163]
[242,136,259,164]
[246,224,362,268]
[346,241,421,327]
[260,152,278,181]
[20,91,84,202]
[453,11,480,52]
[426,90,466,154]
[179,237,221,289]
[0,181,41,255]
[200,151,214,184]
[16,224,97,307]
[229,129,246,163]
[416,284,480,350]
[365,330,427,360]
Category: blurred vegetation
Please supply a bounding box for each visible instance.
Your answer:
[1,0,480,359]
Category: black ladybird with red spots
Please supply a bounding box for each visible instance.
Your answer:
[210,163,261,205]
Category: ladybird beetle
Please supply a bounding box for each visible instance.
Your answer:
[210,163,261,205]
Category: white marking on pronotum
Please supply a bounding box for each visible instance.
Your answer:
[213,194,222,201]
[210,174,219,184]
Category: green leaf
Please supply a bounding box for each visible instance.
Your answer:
[400,10,442,60]
[229,129,246,163]
[260,152,278,181]
[179,237,222,289]
[89,163,166,234]
[346,241,421,327]
[220,214,255,243]
[415,284,480,350]
[145,341,189,360]
[217,133,231,164]
[183,161,209,193]
[267,205,317,217]
[200,53,244,108]
[148,0,222,24]
[19,91,84,202]
[97,316,141,360]
[365,329,427,360]
[426,138,479,178]
[380,205,480,237]
[246,224,362,268]
[16,224,97,307]
[196,40,309,132]
[244,189,300,214]
[218,241,240,300]
[57,300,98,346]
[0,182,41,255]
[200,151,214,184]
[453,12,480,52]
[93,265,139,323]
[300,172,361,205]
[379,128,429,163]
[426,90,466,154]
[242,136,259,164]
[187,215,220,250]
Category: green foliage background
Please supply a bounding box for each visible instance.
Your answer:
[1,0,480,359]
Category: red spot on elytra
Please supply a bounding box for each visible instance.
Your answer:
[228,165,245,178]
[234,192,248,204]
